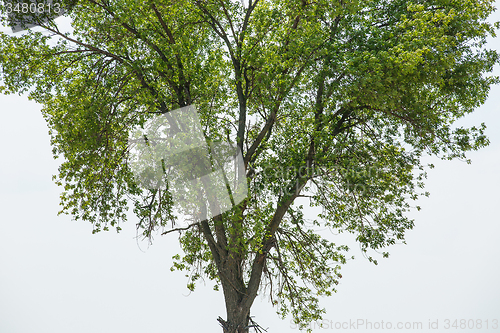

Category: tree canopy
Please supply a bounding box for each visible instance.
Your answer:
[1,0,498,331]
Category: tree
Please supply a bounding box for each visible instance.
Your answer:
[0,0,498,331]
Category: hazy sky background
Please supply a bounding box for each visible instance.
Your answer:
[1,3,499,333]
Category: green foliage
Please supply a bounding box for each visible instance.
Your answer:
[1,0,498,330]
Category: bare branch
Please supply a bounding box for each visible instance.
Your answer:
[161,223,199,235]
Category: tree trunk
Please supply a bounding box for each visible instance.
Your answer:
[217,287,251,333]
[217,313,250,333]
[217,254,254,333]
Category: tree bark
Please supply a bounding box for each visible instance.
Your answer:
[217,249,253,333]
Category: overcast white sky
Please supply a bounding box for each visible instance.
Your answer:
[1,4,499,333]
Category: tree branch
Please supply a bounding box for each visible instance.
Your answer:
[161,223,199,235]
